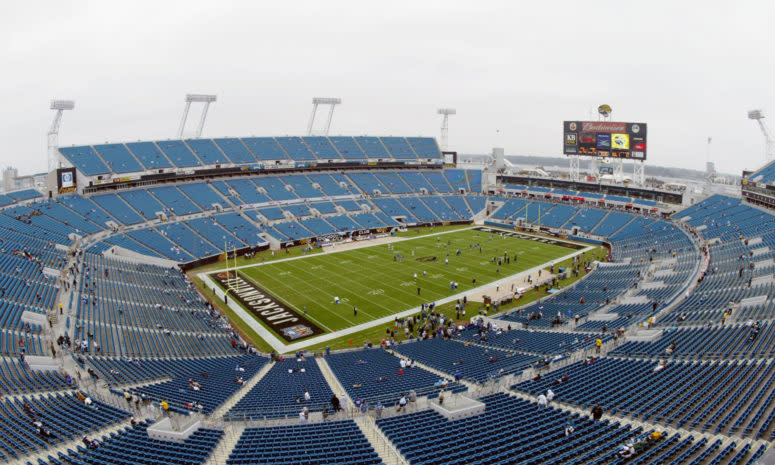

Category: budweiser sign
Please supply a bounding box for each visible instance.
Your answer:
[581,122,626,132]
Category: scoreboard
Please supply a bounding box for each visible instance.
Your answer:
[563,121,647,160]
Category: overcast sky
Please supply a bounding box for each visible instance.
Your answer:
[2,0,773,176]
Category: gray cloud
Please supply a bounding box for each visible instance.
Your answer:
[1,0,773,176]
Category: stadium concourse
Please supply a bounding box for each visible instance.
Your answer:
[0,134,773,464]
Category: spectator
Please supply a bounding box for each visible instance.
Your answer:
[537,393,548,408]
[591,404,603,422]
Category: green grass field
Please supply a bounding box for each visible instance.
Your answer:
[229,227,579,338]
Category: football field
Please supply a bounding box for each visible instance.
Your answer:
[214,227,584,342]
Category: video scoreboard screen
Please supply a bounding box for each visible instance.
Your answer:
[563,121,647,160]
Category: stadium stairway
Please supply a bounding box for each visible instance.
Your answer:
[203,423,245,465]
[209,360,276,420]
[589,210,612,235]
[354,415,407,465]
[316,357,354,406]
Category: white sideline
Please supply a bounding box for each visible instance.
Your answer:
[198,227,595,353]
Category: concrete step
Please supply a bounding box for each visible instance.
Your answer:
[354,415,406,465]
[209,360,275,420]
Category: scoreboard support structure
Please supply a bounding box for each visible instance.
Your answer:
[569,155,580,181]
[633,160,646,186]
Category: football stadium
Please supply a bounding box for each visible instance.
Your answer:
[2,2,775,464]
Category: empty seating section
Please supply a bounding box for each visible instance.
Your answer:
[747,159,775,184]
[515,357,775,438]
[118,189,165,220]
[186,138,230,165]
[59,146,110,175]
[444,169,469,191]
[155,222,219,257]
[58,195,115,228]
[0,357,66,394]
[253,177,297,201]
[275,136,317,161]
[375,172,413,194]
[227,421,381,465]
[282,204,310,222]
[256,207,284,221]
[406,137,441,159]
[126,141,173,169]
[36,202,102,234]
[93,143,144,173]
[308,173,351,196]
[47,422,222,465]
[355,136,390,159]
[525,200,555,222]
[126,228,194,261]
[466,170,482,192]
[611,323,775,359]
[302,136,341,159]
[7,189,42,202]
[372,197,417,222]
[335,200,363,212]
[348,172,388,194]
[465,195,486,213]
[240,137,288,160]
[420,196,459,221]
[592,210,635,236]
[539,203,579,228]
[399,197,437,223]
[156,140,201,167]
[119,355,267,414]
[309,201,337,214]
[380,137,416,159]
[329,136,367,160]
[378,393,635,465]
[491,198,527,219]
[326,348,466,406]
[148,186,201,215]
[227,358,333,419]
[422,170,453,193]
[280,175,320,198]
[214,213,265,245]
[100,234,163,258]
[300,218,336,236]
[393,338,538,382]
[351,213,386,229]
[566,208,608,232]
[457,328,602,355]
[398,171,435,193]
[440,195,472,218]
[326,215,362,232]
[91,194,144,225]
[214,137,257,164]
[271,221,311,241]
[226,178,270,205]
[178,182,224,210]
[62,137,443,175]
[0,392,128,460]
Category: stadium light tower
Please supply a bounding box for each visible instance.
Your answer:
[307,98,341,136]
[178,94,217,139]
[48,99,75,172]
[748,110,775,162]
[437,108,456,151]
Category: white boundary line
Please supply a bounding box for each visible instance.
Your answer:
[198,226,595,353]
